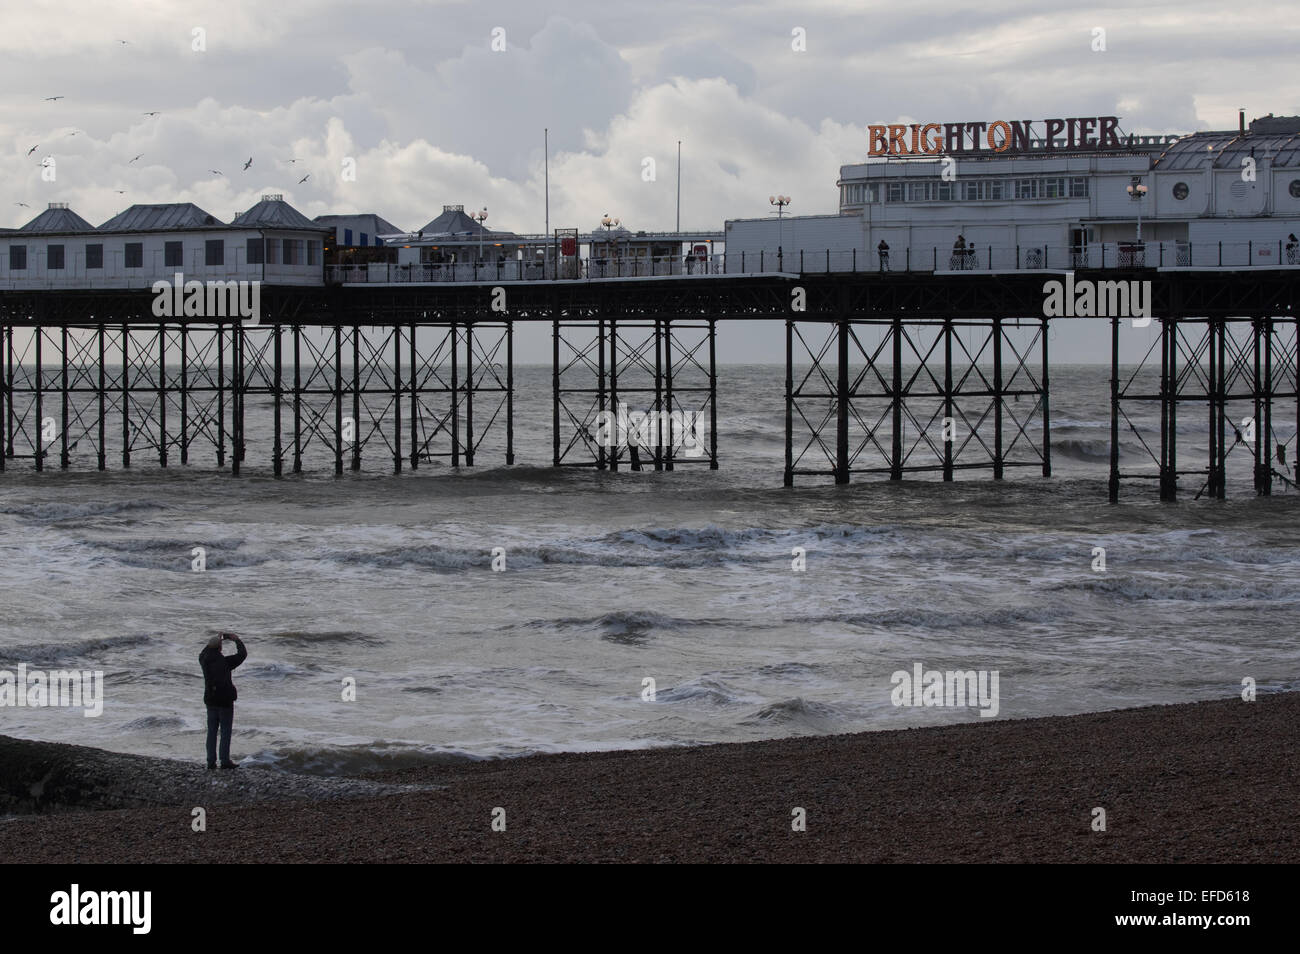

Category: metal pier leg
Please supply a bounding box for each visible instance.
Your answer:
[836,316,850,484]
[1167,318,1176,500]
[180,324,189,465]
[97,324,106,471]
[892,318,903,481]
[34,329,43,471]
[121,323,130,469]
[1261,317,1273,496]
[943,319,953,482]
[664,319,675,471]
[708,318,718,470]
[1217,322,1227,499]
[409,321,418,470]
[607,318,618,472]
[61,327,70,469]
[393,326,402,474]
[293,324,302,474]
[1109,315,1120,502]
[551,318,560,467]
[451,322,460,467]
[465,322,474,467]
[1164,319,1175,501]
[351,325,361,471]
[217,323,225,468]
[232,321,244,476]
[158,324,167,467]
[506,321,515,465]
[1207,320,1217,498]
[1041,316,1051,477]
[783,318,793,487]
[993,317,1003,480]
[4,325,13,462]
[334,325,343,476]
[597,318,607,470]
[273,324,282,476]
[654,318,664,471]
[0,326,7,472]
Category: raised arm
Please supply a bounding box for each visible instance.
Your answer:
[224,634,248,669]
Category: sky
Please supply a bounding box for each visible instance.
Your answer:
[3,0,1298,361]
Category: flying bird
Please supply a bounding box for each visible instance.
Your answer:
[243,157,253,170]
[298,174,309,184]
[142,111,160,117]
[14,202,30,208]
[129,154,143,163]
[117,39,130,45]
[114,190,127,194]
[26,144,38,156]
[45,95,65,101]
[209,169,223,176]
[286,158,301,163]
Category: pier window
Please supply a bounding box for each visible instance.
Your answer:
[937,181,956,200]
[205,239,224,266]
[307,240,320,265]
[86,243,103,269]
[164,241,183,267]
[266,238,279,264]
[887,182,905,202]
[359,232,368,246]
[247,238,265,265]
[125,243,143,268]
[1042,177,1065,198]
[1070,177,1088,198]
[1015,179,1038,199]
[47,244,65,269]
[343,228,353,245]
[283,239,303,265]
[9,245,26,270]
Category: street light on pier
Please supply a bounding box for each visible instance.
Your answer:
[1126,177,1148,263]
[471,207,488,260]
[769,195,791,268]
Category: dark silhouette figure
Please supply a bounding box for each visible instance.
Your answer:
[200,633,247,769]
[877,239,890,272]
[952,234,967,270]
[1287,234,1298,265]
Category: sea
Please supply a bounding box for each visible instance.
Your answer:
[1,362,1297,775]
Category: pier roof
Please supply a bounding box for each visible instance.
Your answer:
[20,203,95,233]
[231,195,326,230]
[98,203,225,232]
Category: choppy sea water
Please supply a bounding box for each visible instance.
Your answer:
[1,364,1297,775]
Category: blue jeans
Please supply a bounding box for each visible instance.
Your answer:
[206,705,234,766]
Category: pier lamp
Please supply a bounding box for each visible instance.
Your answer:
[471,207,488,259]
[1126,177,1148,244]
[769,195,791,267]
[601,214,621,265]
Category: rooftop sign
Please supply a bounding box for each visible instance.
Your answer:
[868,117,1122,157]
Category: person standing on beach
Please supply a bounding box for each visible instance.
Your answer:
[200,633,247,770]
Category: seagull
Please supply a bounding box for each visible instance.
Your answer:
[142,111,160,117]
[14,202,29,208]
[298,174,309,184]
[45,95,65,101]
[129,154,143,163]
[286,158,301,163]
[242,156,253,170]
[26,144,38,156]
[209,169,223,176]
[66,130,80,137]
[114,190,127,194]
[117,39,130,45]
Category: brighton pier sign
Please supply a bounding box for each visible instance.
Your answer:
[868,117,1123,157]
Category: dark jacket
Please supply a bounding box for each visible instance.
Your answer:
[200,639,247,706]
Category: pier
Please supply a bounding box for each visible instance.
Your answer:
[1,263,1297,500]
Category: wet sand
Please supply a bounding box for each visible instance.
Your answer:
[2,693,1296,863]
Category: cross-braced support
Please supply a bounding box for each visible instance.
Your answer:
[784,316,1049,485]
[552,317,718,470]
[1110,315,1299,501]
[0,321,514,475]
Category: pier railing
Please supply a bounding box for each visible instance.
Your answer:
[327,240,1300,284]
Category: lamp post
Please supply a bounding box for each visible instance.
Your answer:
[471,207,488,260]
[601,213,620,273]
[769,195,791,268]
[1126,177,1147,265]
